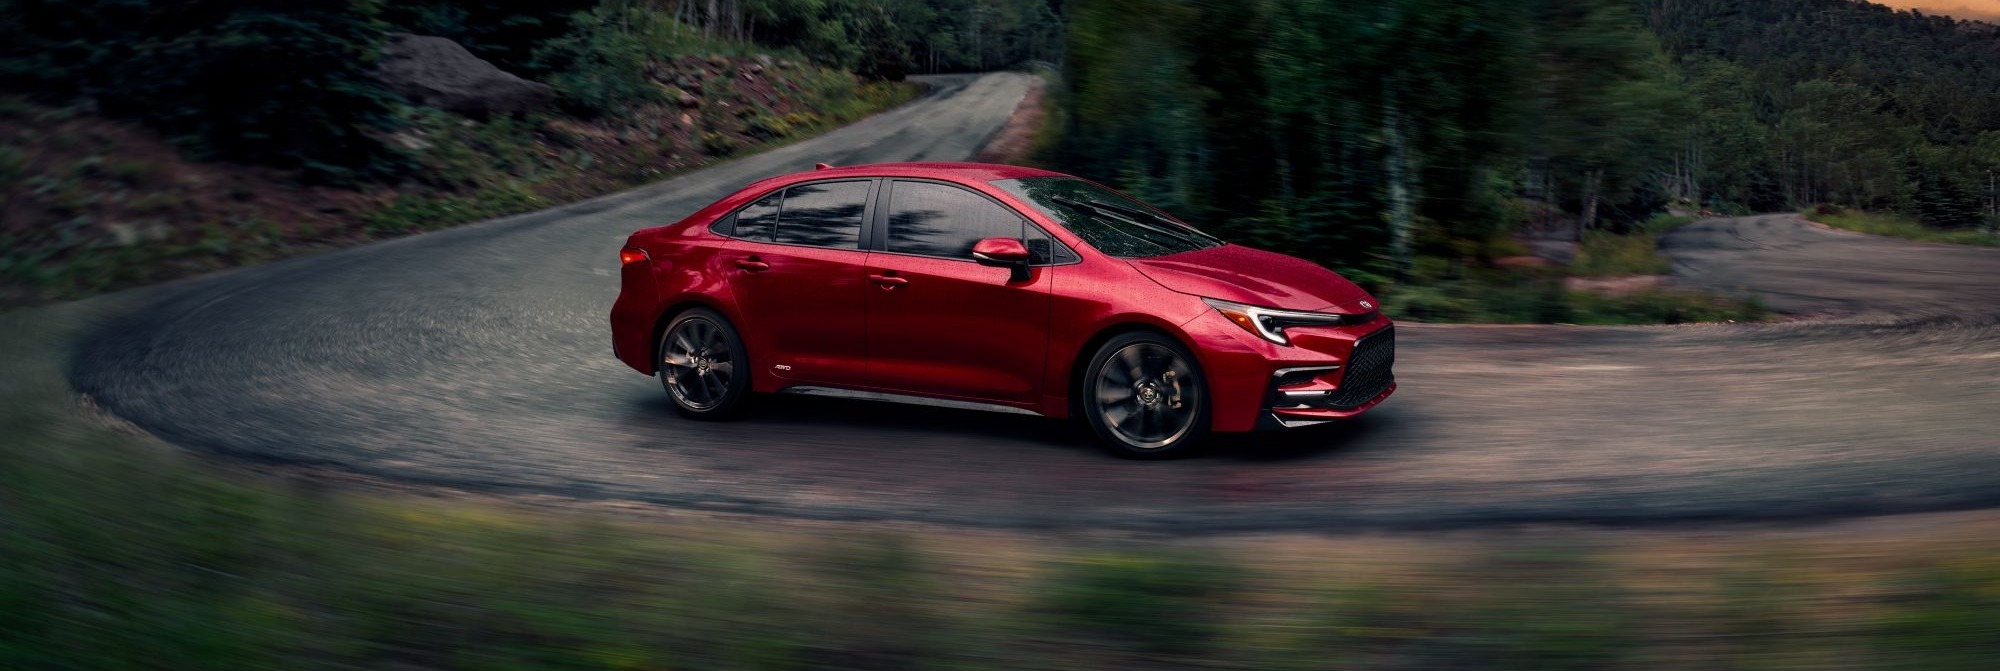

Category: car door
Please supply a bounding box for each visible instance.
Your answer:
[721,179,875,387]
[863,179,1068,403]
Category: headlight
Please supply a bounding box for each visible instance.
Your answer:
[1203,298,1370,346]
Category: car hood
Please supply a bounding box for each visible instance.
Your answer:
[1127,245,1376,313]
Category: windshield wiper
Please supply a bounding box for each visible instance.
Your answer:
[1051,196,1221,247]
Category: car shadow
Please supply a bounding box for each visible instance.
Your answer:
[1206,415,1383,462]
[628,387,1383,463]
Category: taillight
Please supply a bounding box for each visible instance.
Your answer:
[619,246,650,265]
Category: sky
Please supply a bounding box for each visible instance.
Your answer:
[1874,0,2000,22]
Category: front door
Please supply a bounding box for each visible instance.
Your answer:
[863,180,1055,403]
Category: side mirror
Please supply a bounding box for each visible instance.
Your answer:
[971,237,1032,282]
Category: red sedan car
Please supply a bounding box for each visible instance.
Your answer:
[610,162,1394,457]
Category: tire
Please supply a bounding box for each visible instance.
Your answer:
[1081,331,1210,459]
[657,308,750,419]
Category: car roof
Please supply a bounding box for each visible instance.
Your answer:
[780,161,1069,183]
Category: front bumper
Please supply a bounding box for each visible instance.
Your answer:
[1181,308,1397,432]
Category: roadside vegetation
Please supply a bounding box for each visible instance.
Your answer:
[1804,206,2000,247]
[1040,0,2000,324]
[0,0,1069,305]
[4,310,1996,669]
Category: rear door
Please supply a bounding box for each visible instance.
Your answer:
[862,180,1066,403]
[721,179,875,386]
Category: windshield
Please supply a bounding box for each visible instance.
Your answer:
[992,177,1223,258]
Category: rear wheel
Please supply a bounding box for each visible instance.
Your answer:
[658,308,749,419]
[1082,332,1209,459]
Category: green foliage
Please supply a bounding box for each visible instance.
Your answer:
[1038,550,1238,653]
[532,5,694,116]
[0,0,408,182]
[363,184,546,236]
[1571,231,1671,277]
[0,145,24,185]
[1874,565,2000,671]
[1048,0,2000,283]
[1379,263,1767,325]
[1049,0,1677,275]
[1570,216,1692,277]
[1806,208,2000,247]
[1565,288,1769,326]
[1645,0,2000,228]
[737,0,1062,77]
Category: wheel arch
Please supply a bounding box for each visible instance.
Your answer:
[648,296,741,374]
[1062,318,1204,418]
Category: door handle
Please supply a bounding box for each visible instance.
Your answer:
[735,258,770,272]
[868,273,908,289]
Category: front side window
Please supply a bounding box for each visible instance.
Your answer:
[773,180,868,249]
[884,181,1029,260]
[991,177,1223,258]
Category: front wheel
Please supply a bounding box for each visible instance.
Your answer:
[658,308,750,419]
[1082,332,1210,459]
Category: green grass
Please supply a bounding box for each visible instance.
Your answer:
[1569,214,1695,277]
[1380,214,1770,325]
[1381,262,1767,325]
[1805,208,2000,246]
[5,305,1998,670]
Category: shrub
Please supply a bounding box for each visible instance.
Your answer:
[1,0,408,182]
[1038,550,1238,653]
[0,145,25,185]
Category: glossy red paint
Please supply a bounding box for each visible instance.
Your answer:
[609,162,1395,435]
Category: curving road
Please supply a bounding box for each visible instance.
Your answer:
[71,73,2000,531]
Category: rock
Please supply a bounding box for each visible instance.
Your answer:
[385,130,432,151]
[676,92,701,109]
[755,54,774,67]
[105,222,141,247]
[748,63,764,75]
[374,34,555,116]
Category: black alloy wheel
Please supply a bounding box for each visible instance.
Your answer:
[1083,332,1210,458]
[659,308,750,419]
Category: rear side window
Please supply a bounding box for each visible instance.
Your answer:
[774,180,868,249]
[884,181,1032,260]
[731,192,782,241]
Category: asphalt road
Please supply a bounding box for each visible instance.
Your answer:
[71,74,2000,531]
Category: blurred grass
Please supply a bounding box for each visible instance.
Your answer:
[5,305,2000,669]
[1802,208,2000,247]
[1570,215,1695,277]
[1381,215,1768,325]
[1380,269,1767,325]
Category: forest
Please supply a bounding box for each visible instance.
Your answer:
[0,0,1061,181]
[1049,0,2000,284]
[2,0,1995,309]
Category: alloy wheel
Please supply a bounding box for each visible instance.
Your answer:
[661,317,736,411]
[1092,342,1201,450]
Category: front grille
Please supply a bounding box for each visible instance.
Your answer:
[1324,326,1395,409]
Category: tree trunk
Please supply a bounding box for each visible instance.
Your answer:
[1383,92,1416,279]
[1580,168,1603,241]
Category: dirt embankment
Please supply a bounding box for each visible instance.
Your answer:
[0,56,913,307]
[974,75,1047,165]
